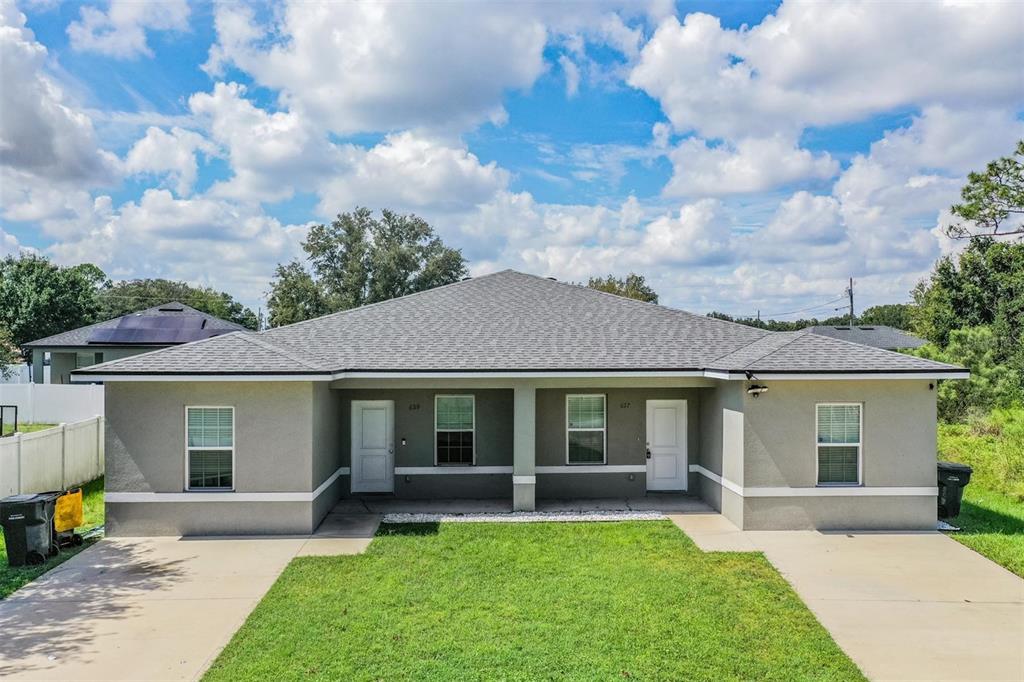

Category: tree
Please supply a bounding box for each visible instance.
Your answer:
[911,326,1022,421]
[266,262,330,328]
[910,238,1024,363]
[587,273,659,303]
[858,303,914,330]
[0,326,18,379]
[97,279,259,330]
[268,207,467,325]
[0,254,104,351]
[946,140,1024,239]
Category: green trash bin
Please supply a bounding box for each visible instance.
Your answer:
[1,492,61,567]
[937,461,973,519]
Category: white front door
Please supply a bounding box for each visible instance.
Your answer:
[646,399,688,491]
[351,400,394,493]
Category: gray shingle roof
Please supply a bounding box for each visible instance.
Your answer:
[806,325,927,350]
[25,302,248,348]
[75,271,962,377]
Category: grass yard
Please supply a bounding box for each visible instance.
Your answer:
[207,521,864,682]
[0,477,104,599]
[937,407,1024,577]
[0,423,57,437]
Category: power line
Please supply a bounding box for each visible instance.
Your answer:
[755,295,847,319]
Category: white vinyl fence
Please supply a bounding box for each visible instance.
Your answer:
[0,383,104,424]
[0,363,49,384]
[0,417,105,497]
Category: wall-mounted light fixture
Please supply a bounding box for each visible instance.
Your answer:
[746,384,769,398]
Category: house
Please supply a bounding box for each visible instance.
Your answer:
[24,303,248,384]
[72,271,967,536]
[806,325,927,351]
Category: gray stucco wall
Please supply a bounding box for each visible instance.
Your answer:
[696,379,938,530]
[741,379,937,489]
[536,387,702,498]
[105,381,322,535]
[336,388,513,498]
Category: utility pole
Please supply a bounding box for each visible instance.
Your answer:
[846,278,855,326]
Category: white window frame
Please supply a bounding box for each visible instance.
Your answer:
[815,402,862,487]
[185,405,236,492]
[434,394,476,466]
[566,394,607,465]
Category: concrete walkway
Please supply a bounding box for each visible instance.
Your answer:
[671,513,1024,681]
[0,513,381,681]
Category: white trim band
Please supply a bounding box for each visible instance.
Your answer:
[106,466,350,503]
[688,465,937,498]
[513,476,536,485]
[395,466,513,475]
[536,465,647,474]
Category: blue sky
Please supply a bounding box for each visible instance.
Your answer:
[1,0,1021,319]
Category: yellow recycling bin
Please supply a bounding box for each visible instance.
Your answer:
[55,489,83,533]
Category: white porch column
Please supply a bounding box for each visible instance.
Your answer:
[512,383,536,511]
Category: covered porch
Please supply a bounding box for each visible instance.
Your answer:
[328,376,719,512]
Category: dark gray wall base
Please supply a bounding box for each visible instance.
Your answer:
[537,472,646,498]
[394,474,510,499]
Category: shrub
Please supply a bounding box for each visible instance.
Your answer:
[938,407,1024,500]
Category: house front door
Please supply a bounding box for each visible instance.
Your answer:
[351,400,394,493]
[645,399,688,491]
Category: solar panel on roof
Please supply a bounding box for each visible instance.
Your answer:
[86,315,230,345]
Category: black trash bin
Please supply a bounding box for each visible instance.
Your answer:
[937,461,973,519]
[0,492,61,567]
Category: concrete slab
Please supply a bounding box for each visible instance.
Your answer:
[668,513,757,552]
[746,531,1024,681]
[0,514,380,681]
[669,516,1024,681]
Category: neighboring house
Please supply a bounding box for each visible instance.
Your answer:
[806,325,927,351]
[72,271,967,536]
[24,303,248,384]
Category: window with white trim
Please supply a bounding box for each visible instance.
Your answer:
[567,394,606,464]
[435,395,474,465]
[816,403,861,485]
[186,406,234,490]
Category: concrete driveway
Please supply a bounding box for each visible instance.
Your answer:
[672,514,1024,681]
[0,513,380,681]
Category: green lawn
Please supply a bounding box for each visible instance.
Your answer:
[206,521,864,681]
[0,422,57,437]
[945,485,1024,577]
[937,407,1024,577]
[0,477,105,599]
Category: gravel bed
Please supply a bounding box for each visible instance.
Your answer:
[382,511,667,524]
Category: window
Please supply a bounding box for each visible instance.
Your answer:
[435,395,474,465]
[816,403,861,485]
[186,407,234,490]
[567,394,606,464]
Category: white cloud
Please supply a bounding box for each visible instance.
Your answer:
[0,226,29,258]
[640,199,733,266]
[188,82,339,203]
[317,132,510,216]
[663,135,837,196]
[629,2,1023,140]
[67,0,189,58]
[0,1,118,186]
[559,55,581,98]
[762,192,844,245]
[124,127,218,197]
[204,1,548,134]
[46,190,306,306]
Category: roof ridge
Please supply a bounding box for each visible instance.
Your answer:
[262,270,510,334]
[506,270,773,336]
[237,333,323,371]
[705,328,802,368]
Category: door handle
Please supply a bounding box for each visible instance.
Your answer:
[646,448,652,459]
